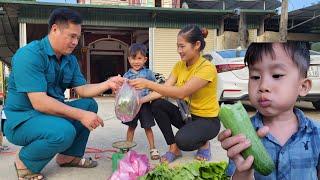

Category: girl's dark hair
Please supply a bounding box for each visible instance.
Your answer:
[129,43,147,58]
[48,8,82,31]
[245,41,310,77]
[178,24,208,51]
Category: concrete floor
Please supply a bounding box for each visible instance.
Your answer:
[0,98,319,179]
[0,97,229,180]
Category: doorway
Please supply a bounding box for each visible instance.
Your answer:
[90,53,125,94]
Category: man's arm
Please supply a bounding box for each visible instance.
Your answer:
[74,76,124,97]
[74,81,110,98]
[28,92,86,119]
[28,92,103,130]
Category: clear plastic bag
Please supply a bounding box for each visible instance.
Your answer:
[114,81,141,122]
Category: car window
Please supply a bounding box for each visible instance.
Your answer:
[217,50,246,58]
[310,51,320,55]
[239,50,246,57]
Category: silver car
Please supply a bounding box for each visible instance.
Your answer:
[211,49,320,110]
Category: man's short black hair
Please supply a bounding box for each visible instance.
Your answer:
[245,41,310,77]
[129,43,147,58]
[48,7,82,31]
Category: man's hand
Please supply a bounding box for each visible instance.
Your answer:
[107,75,124,93]
[217,126,269,178]
[79,111,104,131]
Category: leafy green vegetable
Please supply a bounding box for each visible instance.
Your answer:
[139,163,173,180]
[117,98,134,116]
[140,161,229,180]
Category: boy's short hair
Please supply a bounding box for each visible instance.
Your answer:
[244,41,310,77]
[48,8,82,31]
[129,43,147,58]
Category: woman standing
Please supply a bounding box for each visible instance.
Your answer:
[129,24,220,163]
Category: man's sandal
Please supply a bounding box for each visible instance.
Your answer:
[150,148,160,160]
[160,151,182,163]
[195,144,211,161]
[59,157,98,168]
[14,163,45,180]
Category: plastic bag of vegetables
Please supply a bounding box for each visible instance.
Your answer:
[115,81,141,122]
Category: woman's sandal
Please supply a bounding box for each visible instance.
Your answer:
[59,157,98,168]
[150,148,160,160]
[160,151,182,163]
[14,163,45,180]
[195,144,211,161]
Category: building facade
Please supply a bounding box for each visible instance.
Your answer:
[0,0,282,95]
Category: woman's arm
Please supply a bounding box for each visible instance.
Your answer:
[130,74,208,99]
[140,73,177,103]
[140,91,162,104]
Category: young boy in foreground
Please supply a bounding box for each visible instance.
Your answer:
[218,42,320,179]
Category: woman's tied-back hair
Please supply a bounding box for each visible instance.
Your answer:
[245,41,310,77]
[129,43,147,58]
[178,24,208,51]
[202,54,213,61]
[48,7,82,31]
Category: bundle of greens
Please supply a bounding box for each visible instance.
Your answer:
[117,98,134,116]
[140,161,229,180]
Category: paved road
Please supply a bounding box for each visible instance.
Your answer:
[0,97,319,179]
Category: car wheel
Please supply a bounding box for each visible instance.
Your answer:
[312,100,320,110]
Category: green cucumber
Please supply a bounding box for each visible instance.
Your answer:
[218,101,275,176]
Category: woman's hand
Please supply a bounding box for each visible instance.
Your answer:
[129,78,151,90]
[139,96,148,104]
[217,126,269,178]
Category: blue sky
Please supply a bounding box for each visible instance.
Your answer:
[288,0,320,11]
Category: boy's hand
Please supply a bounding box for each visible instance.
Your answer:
[129,78,150,89]
[217,126,269,176]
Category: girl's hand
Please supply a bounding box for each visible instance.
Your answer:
[129,78,150,90]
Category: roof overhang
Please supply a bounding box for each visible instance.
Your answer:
[0,0,277,28]
[0,0,277,65]
[287,3,320,33]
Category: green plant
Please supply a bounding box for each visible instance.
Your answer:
[140,161,228,180]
